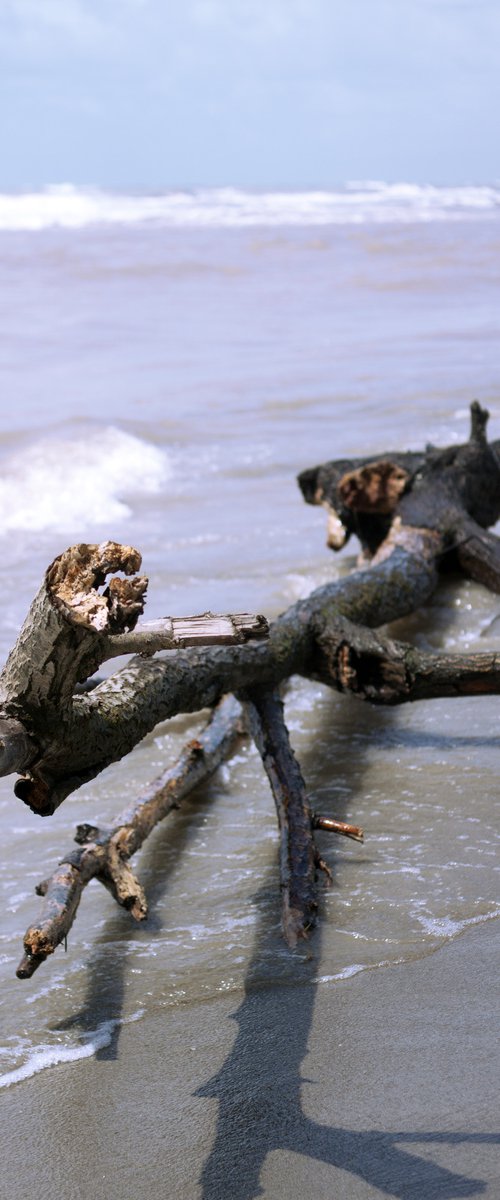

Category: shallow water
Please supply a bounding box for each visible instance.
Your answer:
[0,187,499,1097]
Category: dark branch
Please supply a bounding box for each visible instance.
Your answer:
[6,400,500,978]
[242,688,318,946]
[16,695,244,978]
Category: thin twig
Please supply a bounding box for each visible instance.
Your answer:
[312,814,364,842]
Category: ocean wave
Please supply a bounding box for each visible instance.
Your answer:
[0,182,499,231]
[0,427,169,533]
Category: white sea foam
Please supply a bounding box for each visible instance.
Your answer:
[0,427,168,533]
[415,906,500,939]
[316,963,367,983]
[0,1010,144,1090]
[0,183,499,231]
[316,958,407,984]
[316,908,500,985]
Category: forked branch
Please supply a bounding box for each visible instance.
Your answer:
[17,695,245,978]
[5,401,500,978]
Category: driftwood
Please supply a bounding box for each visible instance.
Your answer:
[17,694,245,978]
[242,688,319,947]
[4,401,500,978]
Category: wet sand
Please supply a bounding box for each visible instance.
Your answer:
[2,918,498,1200]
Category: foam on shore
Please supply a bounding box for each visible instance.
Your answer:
[0,1010,144,1090]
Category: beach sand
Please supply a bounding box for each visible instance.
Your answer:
[2,918,498,1200]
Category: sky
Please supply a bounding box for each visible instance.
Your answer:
[0,0,499,189]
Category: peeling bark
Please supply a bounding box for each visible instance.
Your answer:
[5,402,500,976]
[298,401,500,569]
[0,532,438,816]
[0,542,268,816]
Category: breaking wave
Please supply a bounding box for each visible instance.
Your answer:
[0,427,169,534]
[0,182,499,231]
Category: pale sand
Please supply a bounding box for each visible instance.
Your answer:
[1,920,499,1200]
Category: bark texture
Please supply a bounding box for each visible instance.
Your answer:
[5,402,500,975]
[298,401,500,571]
[242,688,318,946]
[17,695,245,977]
[0,531,440,816]
[0,542,267,815]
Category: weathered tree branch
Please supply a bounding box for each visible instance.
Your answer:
[242,688,318,946]
[105,613,269,659]
[5,401,500,977]
[312,814,364,842]
[0,542,268,815]
[311,613,500,703]
[1,408,498,812]
[298,401,500,575]
[0,528,439,816]
[453,518,500,594]
[16,694,245,978]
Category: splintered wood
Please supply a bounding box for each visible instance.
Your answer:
[5,402,500,976]
[106,612,269,656]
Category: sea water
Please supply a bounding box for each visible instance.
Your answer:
[0,183,499,1091]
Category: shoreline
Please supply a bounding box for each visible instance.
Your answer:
[1,918,498,1199]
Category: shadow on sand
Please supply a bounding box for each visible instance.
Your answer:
[196,693,496,1199]
[55,691,497,1197]
[197,892,495,1199]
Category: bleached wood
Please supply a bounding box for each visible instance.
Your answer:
[105,612,269,657]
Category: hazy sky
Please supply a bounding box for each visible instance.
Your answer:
[1,0,499,188]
